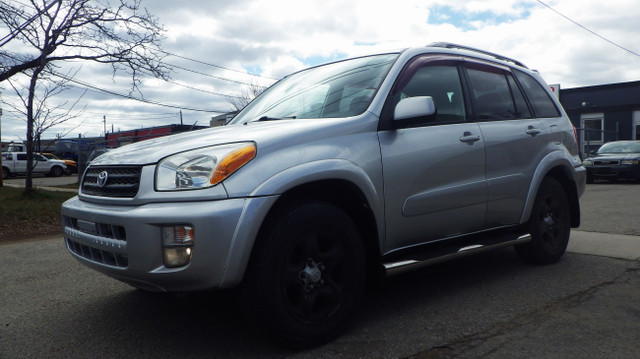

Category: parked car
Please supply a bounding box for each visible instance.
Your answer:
[62,42,585,348]
[583,140,640,183]
[41,153,77,174]
[2,152,66,178]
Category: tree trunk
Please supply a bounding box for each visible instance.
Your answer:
[25,65,45,194]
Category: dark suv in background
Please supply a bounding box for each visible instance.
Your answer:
[583,140,640,183]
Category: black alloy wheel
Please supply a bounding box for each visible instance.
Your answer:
[516,177,571,264]
[241,201,366,348]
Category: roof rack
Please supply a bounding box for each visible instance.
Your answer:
[428,42,528,69]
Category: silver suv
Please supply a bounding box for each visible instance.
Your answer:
[62,43,586,347]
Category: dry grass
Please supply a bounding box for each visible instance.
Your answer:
[0,186,76,243]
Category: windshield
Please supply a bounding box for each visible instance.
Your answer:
[598,141,640,154]
[229,53,399,124]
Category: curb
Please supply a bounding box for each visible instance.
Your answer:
[2,183,78,193]
[568,230,640,261]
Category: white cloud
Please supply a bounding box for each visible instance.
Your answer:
[2,0,640,141]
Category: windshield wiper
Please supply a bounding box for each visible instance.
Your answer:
[244,116,296,125]
[257,116,296,121]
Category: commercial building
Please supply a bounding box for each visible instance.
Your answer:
[560,81,640,156]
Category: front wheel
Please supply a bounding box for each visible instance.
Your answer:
[515,178,571,264]
[1,167,9,180]
[241,201,366,348]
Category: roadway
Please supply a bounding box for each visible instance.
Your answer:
[0,182,638,358]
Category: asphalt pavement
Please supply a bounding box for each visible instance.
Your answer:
[0,181,639,358]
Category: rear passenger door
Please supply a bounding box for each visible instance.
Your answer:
[15,153,29,173]
[464,62,547,227]
[379,58,487,251]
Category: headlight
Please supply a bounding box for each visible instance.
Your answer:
[621,159,639,165]
[582,159,593,165]
[155,142,256,191]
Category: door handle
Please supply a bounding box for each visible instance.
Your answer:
[526,126,542,136]
[460,132,481,143]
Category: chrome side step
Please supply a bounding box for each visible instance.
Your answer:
[383,234,532,276]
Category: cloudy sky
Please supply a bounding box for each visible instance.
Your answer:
[1,0,640,142]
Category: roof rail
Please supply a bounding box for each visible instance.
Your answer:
[428,42,528,69]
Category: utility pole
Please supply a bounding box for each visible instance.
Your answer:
[180,110,183,125]
[103,115,107,139]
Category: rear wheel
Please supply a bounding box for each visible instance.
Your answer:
[241,201,366,348]
[50,166,64,177]
[516,178,571,264]
[1,167,9,180]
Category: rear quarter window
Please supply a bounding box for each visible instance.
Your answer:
[514,70,560,118]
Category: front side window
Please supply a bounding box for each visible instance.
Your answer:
[390,64,466,124]
[513,70,560,118]
[229,54,398,124]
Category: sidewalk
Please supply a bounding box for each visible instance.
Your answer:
[2,175,79,192]
[568,230,640,261]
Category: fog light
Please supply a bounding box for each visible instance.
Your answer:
[162,225,194,268]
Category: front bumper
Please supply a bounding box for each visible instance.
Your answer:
[61,195,277,292]
[586,165,640,181]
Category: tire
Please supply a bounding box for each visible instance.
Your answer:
[50,166,64,177]
[1,167,9,180]
[515,178,571,264]
[241,201,366,348]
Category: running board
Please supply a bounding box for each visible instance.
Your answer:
[383,233,532,276]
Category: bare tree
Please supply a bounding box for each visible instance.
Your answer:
[0,0,169,192]
[228,81,267,112]
[5,71,87,147]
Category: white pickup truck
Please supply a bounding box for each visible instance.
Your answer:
[2,152,67,179]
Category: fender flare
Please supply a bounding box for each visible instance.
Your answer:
[519,150,579,225]
[250,158,383,214]
[220,159,385,287]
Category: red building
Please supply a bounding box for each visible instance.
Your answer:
[105,124,208,148]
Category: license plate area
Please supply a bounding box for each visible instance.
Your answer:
[76,219,97,234]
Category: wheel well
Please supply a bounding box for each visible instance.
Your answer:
[258,180,383,284]
[544,167,581,228]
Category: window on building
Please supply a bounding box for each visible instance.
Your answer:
[633,111,640,140]
[581,114,604,155]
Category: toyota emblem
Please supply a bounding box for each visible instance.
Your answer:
[97,171,109,187]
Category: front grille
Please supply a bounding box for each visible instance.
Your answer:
[594,160,620,166]
[63,216,128,268]
[82,166,142,198]
[66,238,129,268]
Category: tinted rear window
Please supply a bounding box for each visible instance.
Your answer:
[514,70,560,118]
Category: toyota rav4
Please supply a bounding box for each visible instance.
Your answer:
[62,42,586,348]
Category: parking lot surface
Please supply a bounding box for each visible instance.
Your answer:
[0,183,639,358]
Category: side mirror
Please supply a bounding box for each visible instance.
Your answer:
[394,96,436,121]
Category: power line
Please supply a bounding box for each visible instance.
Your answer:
[170,62,272,87]
[161,50,278,80]
[536,0,640,58]
[0,0,59,48]
[51,72,228,113]
[163,77,246,98]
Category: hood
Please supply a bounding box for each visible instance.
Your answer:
[590,153,640,161]
[90,119,356,165]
